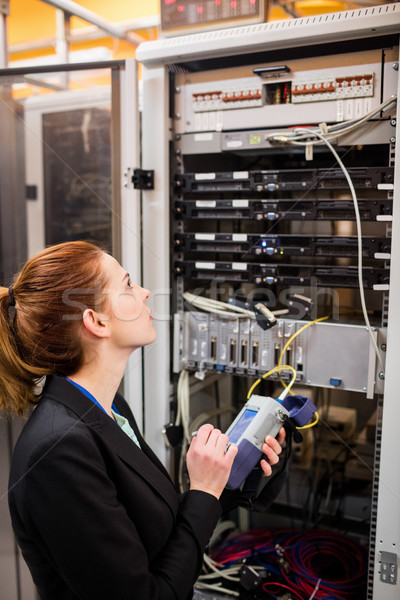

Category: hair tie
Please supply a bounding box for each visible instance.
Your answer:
[8,285,16,308]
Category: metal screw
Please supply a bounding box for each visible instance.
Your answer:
[381,344,386,352]
[379,372,385,380]
[390,119,396,127]
[390,136,396,144]
[175,113,181,120]
[393,63,399,71]
[175,86,181,93]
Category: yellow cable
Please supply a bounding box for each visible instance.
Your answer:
[246,318,328,429]
[296,411,319,430]
[278,315,330,393]
[247,364,297,400]
[247,364,320,430]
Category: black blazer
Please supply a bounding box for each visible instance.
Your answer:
[8,376,221,600]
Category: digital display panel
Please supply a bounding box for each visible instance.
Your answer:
[161,0,268,36]
[228,408,258,443]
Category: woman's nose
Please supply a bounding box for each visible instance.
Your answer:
[141,287,151,301]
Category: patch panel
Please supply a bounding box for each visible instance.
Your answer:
[185,311,209,367]
[175,311,385,398]
[192,85,263,112]
[209,317,218,364]
[189,73,374,112]
[237,319,251,374]
[226,318,239,371]
[291,73,374,103]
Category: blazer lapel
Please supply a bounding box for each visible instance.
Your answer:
[113,394,172,482]
[43,376,179,514]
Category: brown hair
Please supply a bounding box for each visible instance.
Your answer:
[0,241,109,416]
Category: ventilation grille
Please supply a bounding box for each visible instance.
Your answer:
[137,4,400,64]
[367,394,384,599]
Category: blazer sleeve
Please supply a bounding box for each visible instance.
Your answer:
[23,425,221,600]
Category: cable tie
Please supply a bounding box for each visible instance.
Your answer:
[308,577,322,600]
[319,122,329,135]
[194,369,206,381]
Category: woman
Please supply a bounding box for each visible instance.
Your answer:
[1,241,285,600]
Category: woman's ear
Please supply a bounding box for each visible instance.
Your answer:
[82,308,111,339]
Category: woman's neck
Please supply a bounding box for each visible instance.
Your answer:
[69,352,129,417]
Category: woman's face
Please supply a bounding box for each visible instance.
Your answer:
[102,253,156,352]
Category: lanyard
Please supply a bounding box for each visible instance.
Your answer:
[65,377,120,416]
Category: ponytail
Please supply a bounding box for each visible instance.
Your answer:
[0,241,108,416]
[0,288,46,415]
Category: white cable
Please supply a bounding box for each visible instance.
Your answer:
[202,555,241,581]
[189,407,236,437]
[208,520,237,547]
[281,127,385,374]
[176,372,236,492]
[265,96,396,146]
[323,95,396,137]
[195,582,240,597]
[183,291,255,318]
[176,369,190,442]
[308,577,322,600]
[183,291,284,322]
[176,370,191,493]
[178,439,188,494]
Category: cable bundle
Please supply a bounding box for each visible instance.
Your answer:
[280,529,367,599]
[202,528,367,599]
[212,528,278,568]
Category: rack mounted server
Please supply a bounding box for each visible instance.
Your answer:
[174,197,393,222]
[175,261,389,289]
[174,233,391,259]
[174,166,393,194]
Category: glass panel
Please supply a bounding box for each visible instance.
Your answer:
[42,104,112,251]
[0,85,27,284]
[1,65,116,257]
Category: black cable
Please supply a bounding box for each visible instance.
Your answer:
[214,380,221,430]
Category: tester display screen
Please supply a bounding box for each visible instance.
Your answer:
[228,408,258,443]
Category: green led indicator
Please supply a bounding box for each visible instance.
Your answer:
[249,134,262,145]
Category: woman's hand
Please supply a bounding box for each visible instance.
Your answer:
[260,427,286,477]
[186,424,238,499]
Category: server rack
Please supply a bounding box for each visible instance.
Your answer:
[137,4,400,598]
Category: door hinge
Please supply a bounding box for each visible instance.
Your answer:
[132,169,154,190]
